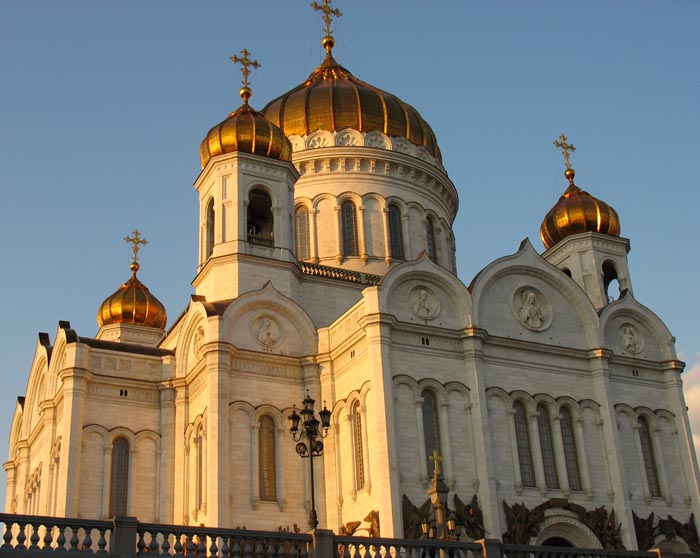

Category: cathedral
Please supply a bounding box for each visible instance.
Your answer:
[4,4,700,553]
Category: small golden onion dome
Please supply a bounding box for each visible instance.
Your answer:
[540,168,621,250]
[199,88,293,168]
[261,51,442,161]
[97,262,167,329]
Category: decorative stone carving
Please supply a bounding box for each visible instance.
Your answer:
[513,287,551,331]
[251,315,282,349]
[502,500,546,544]
[365,131,391,150]
[633,511,656,551]
[336,129,362,147]
[409,286,441,321]
[619,323,643,354]
[193,326,204,360]
[306,131,333,149]
[454,494,485,540]
[402,494,432,539]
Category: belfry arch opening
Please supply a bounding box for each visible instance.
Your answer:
[603,260,620,302]
[247,189,273,247]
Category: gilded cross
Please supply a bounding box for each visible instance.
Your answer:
[124,230,148,264]
[311,0,342,37]
[230,48,260,89]
[553,134,576,170]
[428,449,443,478]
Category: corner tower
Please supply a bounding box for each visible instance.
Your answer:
[540,135,632,309]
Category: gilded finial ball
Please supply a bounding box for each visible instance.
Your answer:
[321,35,335,51]
[240,86,252,103]
[130,262,140,273]
[564,168,576,182]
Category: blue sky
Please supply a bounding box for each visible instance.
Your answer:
[1,2,698,509]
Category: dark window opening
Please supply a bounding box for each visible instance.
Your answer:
[248,189,274,247]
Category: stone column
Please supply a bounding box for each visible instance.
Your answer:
[651,425,671,505]
[414,396,428,483]
[334,205,342,264]
[101,445,112,518]
[358,205,368,263]
[159,378,176,523]
[528,410,547,496]
[438,400,454,486]
[551,414,569,496]
[574,417,593,499]
[127,447,137,516]
[309,208,319,263]
[382,207,392,265]
[506,409,523,493]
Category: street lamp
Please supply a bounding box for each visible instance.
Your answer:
[288,390,331,529]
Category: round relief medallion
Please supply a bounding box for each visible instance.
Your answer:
[192,326,205,359]
[619,322,643,354]
[512,286,552,331]
[408,286,441,321]
[251,315,282,348]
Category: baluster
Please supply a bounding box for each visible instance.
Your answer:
[231,537,242,558]
[2,521,14,549]
[68,526,80,551]
[209,535,219,558]
[56,525,67,552]
[275,538,286,558]
[150,531,161,555]
[162,532,172,557]
[42,525,54,552]
[82,528,94,553]
[221,536,230,558]
[185,533,196,556]
[15,522,27,550]
[137,531,147,558]
[265,538,276,558]
[243,538,253,558]
[96,528,108,558]
[28,521,41,551]
[298,540,308,558]
[173,532,184,558]
[197,534,207,557]
[254,539,265,558]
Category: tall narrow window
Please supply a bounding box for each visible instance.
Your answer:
[537,404,559,489]
[426,216,437,263]
[206,198,215,259]
[388,204,404,261]
[109,437,129,517]
[295,207,310,261]
[422,390,441,471]
[638,416,660,496]
[560,407,581,490]
[514,402,535,487]
[341,201,359,257]
[259,415,277,501]
[352,401,366,490]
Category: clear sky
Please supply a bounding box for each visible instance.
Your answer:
[1,1,698,509]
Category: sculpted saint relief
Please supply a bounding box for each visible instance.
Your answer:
[514,287,550,331]
[409,287,440,321]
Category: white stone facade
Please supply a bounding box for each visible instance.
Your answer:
[4,92,700,555]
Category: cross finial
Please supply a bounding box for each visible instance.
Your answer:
[230,48,260,103]
[311,0,342,53]
[428,450,443,478]
[553,134,576,170]
[124,230,148,266]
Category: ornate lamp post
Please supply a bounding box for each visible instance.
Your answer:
[420,451,463,541]
[288,391,331,529]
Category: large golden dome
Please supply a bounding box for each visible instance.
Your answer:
[540,168,621,250]
[97,262,167,330]
[261,41,441,161]
[200,88,292,169]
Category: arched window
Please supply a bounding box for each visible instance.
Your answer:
[426,216,437,263]
[205,198,215,259]
[341,200,359,257]
[603,261,620,302]
[109,437,129,517]
[388,204,404,261]
[295,207,310,261]
[638,416,660,496]
[352,401,366,490]
[422,390,441,471]
[560,407,581,490]
[537,404,559,489]
[514,402,535,487]
[258,415,277,501]
[248,189,274,247]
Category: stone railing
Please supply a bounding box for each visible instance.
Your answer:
[0,514,690,558]
[299,262,382,286]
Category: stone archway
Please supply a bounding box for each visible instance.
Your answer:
[533,513,602,549]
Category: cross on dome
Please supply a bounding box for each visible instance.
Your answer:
[230,48,260,103]
[311,0,342,54]
[124,230,148,266]
[553,134,576,170]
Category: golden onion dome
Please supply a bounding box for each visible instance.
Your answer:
[261,38,442,161]
[199,86,293,169]
[540,168,621,250]
[97,262,167,330]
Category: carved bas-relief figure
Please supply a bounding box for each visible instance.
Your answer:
[519,289,544,329]
[620,323,643,354]
[252,315,281,348]
[409,286,441,321]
